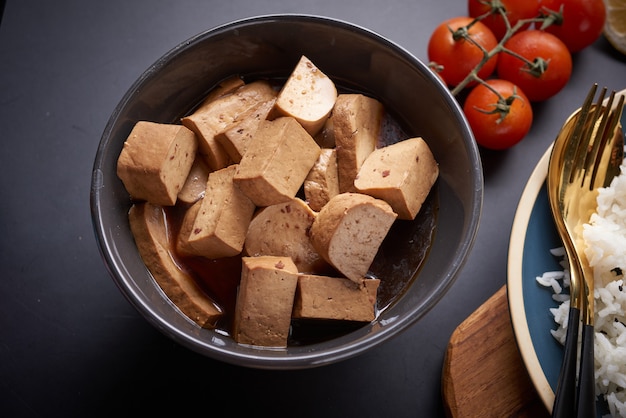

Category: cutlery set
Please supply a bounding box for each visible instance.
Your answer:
[548,84,625,418]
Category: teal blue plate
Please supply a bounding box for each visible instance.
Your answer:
[507,101,626,414]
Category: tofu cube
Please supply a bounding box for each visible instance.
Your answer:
[181,80,277,170]
[333,93,384,193]
[116,121,197,206]
[177,155,210,205]
[233,256,299,347]
[293,275,380,322]
[177,164,256,259]
[304,148,340,212]
[354,137,439,220]
[215,98,276,163]
[195,76,245,111]
[234,117,321,207]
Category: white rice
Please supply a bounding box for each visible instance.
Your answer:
[537,158,626,417]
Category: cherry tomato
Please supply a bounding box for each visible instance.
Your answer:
[463,79,533,150]
[539,0,606,53]
[496,30,572,102]
[468,0,541,40]
[427,16,499,87]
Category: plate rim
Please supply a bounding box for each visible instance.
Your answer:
[507,144,555,412]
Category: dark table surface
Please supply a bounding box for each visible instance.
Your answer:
[1,1,624,417]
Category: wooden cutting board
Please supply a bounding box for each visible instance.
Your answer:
[441,286,550,418]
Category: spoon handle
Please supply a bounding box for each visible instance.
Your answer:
[576,323,596,418]
[551,307,580,418]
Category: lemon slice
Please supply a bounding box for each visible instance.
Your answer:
[604,0,626,55]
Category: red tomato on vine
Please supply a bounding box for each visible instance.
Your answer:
[497,30,572,102]
[539,0,606,53]
[463,79,533,150]
[468,0,541,40]
[427,16,499,87]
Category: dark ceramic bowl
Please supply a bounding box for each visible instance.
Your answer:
[91,14,483,369]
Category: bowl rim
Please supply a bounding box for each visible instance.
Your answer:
[90,13,483,369]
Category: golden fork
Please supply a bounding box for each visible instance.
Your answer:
[548,84,625,418]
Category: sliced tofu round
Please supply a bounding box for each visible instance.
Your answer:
[244,198,328,273]
[310,193,397,283]
[274,55,337,137]
[128,202,223,328]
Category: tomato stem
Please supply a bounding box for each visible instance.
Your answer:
[538,5,564,30]
[472,85,523,124]
[449,1,554,97]
[498,46,550,78]
[428,61,444,73]
[525,57,550,78]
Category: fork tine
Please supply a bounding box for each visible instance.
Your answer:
[589,92,624,189]
[607,94,626,185]
[586,89,614,189]
[574,88,605,181]
[567,84,599,184]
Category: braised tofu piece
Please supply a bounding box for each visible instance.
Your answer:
[177,164,256,259]
[233,117,321,207]
[233,256,299,347]
[181,80,277,170]
[194,76,245,112]
[304,148,340,212]
[310,193,397,283]
[293,275,380,322]
[274,55,337,137]
[128,202,222,328]
[355,137,438,220]
[176,199,202,256]
[313,116,336,149]
[244,198,328,273]
[215,98,276,163]
[333,94,384,193]
[116,121,197,206]
[177,155,210,205]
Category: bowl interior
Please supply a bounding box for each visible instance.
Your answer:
[91,14,482,369]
